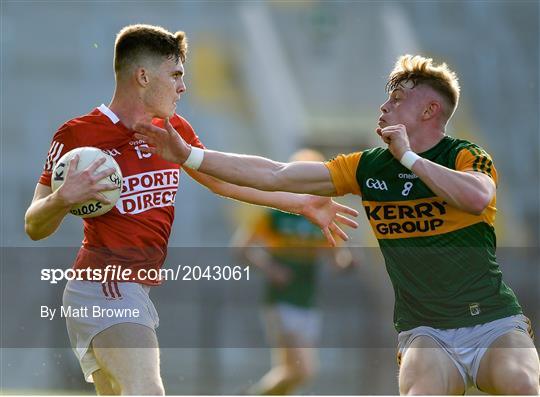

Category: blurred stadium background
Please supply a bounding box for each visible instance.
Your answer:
[1,1,538,395]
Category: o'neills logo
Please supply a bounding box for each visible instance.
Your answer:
[116,169,179,215]
[364,200,448,235]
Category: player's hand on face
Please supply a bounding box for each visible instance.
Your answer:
[56,155,118,206]
[133,118,191,164]
[376,124,412,160]
[301,196,359,247]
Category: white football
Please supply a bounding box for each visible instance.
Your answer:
[51,147,123,218]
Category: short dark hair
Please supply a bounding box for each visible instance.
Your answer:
[114,24,188,75]
[386,54,460,119]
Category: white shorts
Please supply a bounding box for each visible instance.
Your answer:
[265,303,321,347]
[62,280,159,382]
[397,314,532,389]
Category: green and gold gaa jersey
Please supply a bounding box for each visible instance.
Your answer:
[251,210,328,308]
[325,136,522,332]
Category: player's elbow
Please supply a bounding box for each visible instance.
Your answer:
[239,163,295,192]
[466,205,486,216]
[265,168,284,191]
[464,191,492,215]
[24,213,47,241]
[27,233,43,241]
[245,167,285,192]
[462,175,496,215]
[268,164,298,193]
[25,222,42,241]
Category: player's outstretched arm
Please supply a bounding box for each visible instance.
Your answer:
[25,156,117,240]
[184,168,358,246]
[378,124,495,215]
[133,120,337,196]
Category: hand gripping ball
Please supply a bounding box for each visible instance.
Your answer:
[51,147,123,218]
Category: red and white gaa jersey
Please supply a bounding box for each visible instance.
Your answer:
[39,104,205,285]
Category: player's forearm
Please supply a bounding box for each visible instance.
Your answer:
[192,149,335,196]
[412,159,493,214]
[25,192,71,240]
[184,167,308,214]
[213,183,308,214]
[196,150,289,191]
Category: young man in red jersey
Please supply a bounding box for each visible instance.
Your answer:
[24,24,358,395]
[134,54,539,395]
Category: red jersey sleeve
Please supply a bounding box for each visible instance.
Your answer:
[169,114,205,149]
[39,123,78,186]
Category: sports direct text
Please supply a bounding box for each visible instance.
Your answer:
[116,169,179,215]
[41,264,250,284]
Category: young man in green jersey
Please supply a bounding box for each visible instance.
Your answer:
[233,150,327,395]
[234,149,356,395]
[133,54,539,395]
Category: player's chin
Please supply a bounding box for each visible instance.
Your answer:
[157,107,175,120]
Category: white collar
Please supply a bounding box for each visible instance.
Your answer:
[97,104,120,124]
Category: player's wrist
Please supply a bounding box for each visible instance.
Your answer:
[52,188,76,209]
[400,150,421,170]
[290,194,308,215]
[183,146,205,170]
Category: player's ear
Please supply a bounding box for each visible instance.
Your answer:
[135,67,150,87]
[423,101,441,120]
